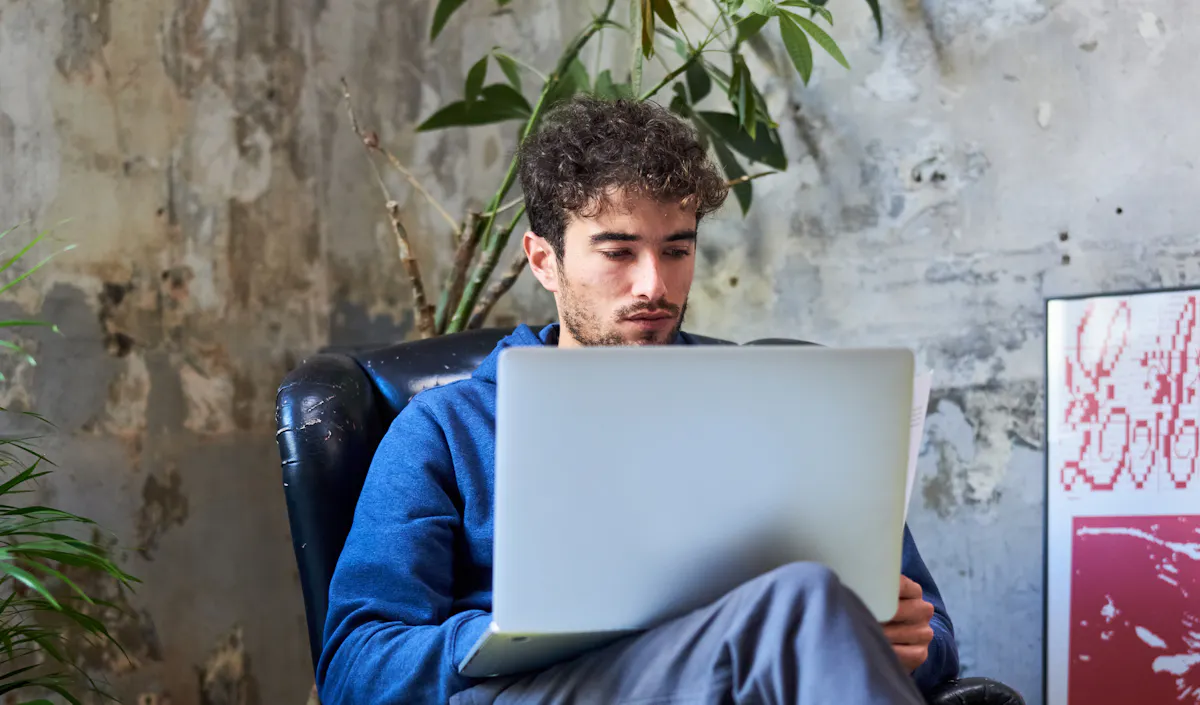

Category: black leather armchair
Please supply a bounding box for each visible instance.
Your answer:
[275,329,1024,705]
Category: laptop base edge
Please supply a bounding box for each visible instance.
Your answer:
[458,624,637,679]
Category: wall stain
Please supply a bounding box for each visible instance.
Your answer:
[788,102,826,169]
[161,0,217,99]
[198,625,262,705]
[48,532,162,677]
[99,280,136,357]
[137,466,190,560]
[921,379,1044,518]
[57,0,112,79]
[226,202,264,309]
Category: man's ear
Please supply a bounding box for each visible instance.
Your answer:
[523,231,560,294]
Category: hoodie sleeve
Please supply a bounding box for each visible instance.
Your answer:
[900,523,961,694]
[317,399,491,705]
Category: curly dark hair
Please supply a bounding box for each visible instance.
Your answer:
[517,95,729,258]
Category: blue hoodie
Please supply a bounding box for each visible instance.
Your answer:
[317,324,960,704]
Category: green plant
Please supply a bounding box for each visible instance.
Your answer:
[343,0,881,338]
[0,222,139,704]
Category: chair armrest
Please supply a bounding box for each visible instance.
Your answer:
[926,677,1025,705]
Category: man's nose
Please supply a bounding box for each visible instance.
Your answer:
[631,254,668,301]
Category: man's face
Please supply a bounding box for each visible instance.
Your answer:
[525,193,698,347]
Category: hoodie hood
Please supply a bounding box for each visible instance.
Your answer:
[471,323,556,384]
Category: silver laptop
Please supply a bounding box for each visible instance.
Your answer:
[458,345,915,678]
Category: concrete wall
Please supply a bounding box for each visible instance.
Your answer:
[0,0,1195,702]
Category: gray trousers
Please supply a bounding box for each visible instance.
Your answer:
[451,563,927,705]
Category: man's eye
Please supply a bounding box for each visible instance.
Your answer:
[665,248,692,259]
[601,250,632,260]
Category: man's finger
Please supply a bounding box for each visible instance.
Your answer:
[883,621,935,646]
[890,596,935,623]
[899,575,923,599]
[892,644,929,673]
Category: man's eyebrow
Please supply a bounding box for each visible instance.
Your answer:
[590,232,639,244]
[589,230,697,244]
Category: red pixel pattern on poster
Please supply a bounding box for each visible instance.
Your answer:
[1060,295,1200,492]
[1069,515,1200,704]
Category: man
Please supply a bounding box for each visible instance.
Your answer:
[318,96,960,704]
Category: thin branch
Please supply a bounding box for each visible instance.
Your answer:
[707,0,736,42]
[386,201,436,337]
[639,5,728,101]
[505,53,550,83]
[479,197,525,220]
[375,146,460,234]
[726,171,777,187]
[639,57,693,101]
[340,78,459,234]
[340,78,392,203]
[341,78,436,338]
[468,250,529,330]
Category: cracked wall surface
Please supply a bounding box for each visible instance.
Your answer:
[1,0,1197,703]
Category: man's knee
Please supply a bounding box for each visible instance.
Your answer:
[741,561,842,602]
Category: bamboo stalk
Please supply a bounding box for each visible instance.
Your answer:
[446,0,618,333]
[434,212,482,334]
[467,248,529,329]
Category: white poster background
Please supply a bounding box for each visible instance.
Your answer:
[1045,290,1200,705]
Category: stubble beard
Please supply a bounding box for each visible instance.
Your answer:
[558,274,688,347]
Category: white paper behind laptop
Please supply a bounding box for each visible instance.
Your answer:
[458,345,915,678]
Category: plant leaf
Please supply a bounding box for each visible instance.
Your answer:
[702,61,772,126]
[652,0,678,29]
[778,11,814,84]
[0,320,58,332]
[779,0,833,24]
[712,140,752,214]
[685,61,711,102]
[545,58,591,109]
[735,13,769,43]
[788,11,850,68]
[416,84,532,131]
[492,50,523,91]
[430,0,469,40]
[0,563,60,610]
[695,111,787,169]
[594,70,634,100]
[864,0,883,38]
[0,340,36,367]
[464,56,488,107]
[745,0,777,15]
[0,228,44,276]
[0,245,75,298]
[669,82,692,117]
[729,55,757,139]
[641,0,656,57]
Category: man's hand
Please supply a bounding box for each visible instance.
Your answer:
[883,576,935,673]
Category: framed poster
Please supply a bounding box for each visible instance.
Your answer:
[1045,288,1200,705]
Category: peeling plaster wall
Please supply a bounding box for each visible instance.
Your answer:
[0,0,572,702]
[0,0,1196,703]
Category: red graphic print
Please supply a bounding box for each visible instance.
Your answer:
[1061,296,1200,491]
[1069,515,1200,704]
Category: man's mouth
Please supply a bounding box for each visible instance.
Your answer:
[625,311,673,321]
